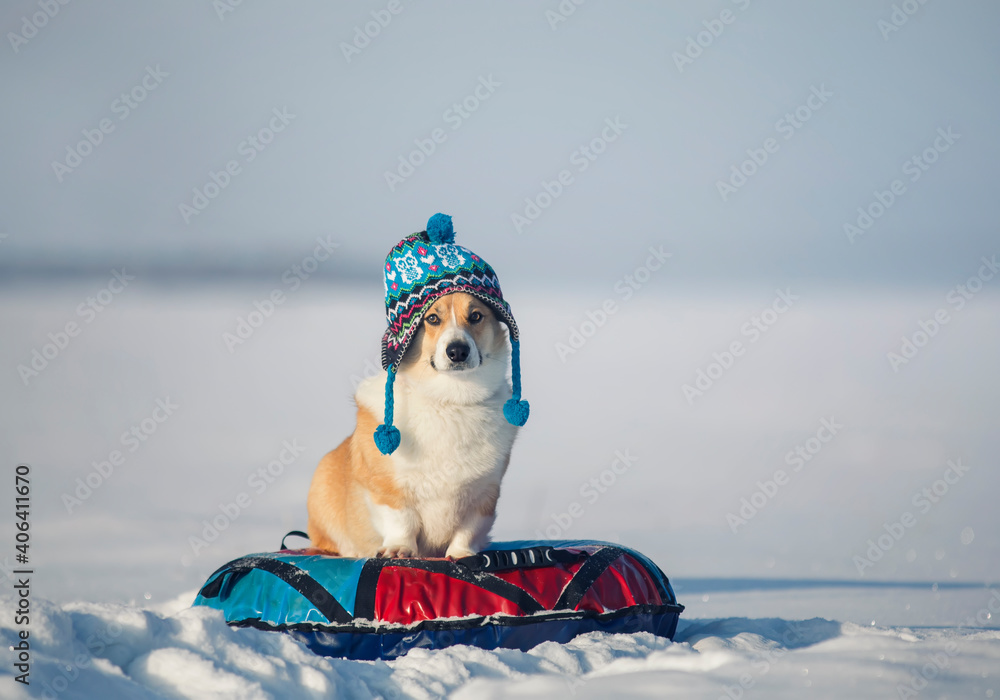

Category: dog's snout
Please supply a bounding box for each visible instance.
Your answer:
[446,341,470,363]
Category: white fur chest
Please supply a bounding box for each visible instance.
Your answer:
[356,372,517,500]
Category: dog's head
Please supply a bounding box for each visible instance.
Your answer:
[399,292,509,398]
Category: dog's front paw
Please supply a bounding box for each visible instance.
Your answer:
[444,545,477,561]
[377,543,417,559]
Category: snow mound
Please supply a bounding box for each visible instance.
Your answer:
[2,594,999,699]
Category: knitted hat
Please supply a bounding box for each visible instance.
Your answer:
[373,213,529,455]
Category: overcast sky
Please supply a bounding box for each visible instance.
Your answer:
[1,0,997,288]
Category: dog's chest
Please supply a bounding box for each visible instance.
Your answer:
[394,398,515,498]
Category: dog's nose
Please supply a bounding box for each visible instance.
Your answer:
[446,341,470,363]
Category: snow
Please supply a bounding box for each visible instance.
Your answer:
[2,585,998,699]
[2,283,999,697]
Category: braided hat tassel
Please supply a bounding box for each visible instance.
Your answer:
[503,339,530,426]
[373,367,401,455]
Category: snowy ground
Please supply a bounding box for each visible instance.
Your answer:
[2,282,998,697]
[1,584,998,699]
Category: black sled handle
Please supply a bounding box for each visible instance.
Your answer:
[280,530,311,550]
[457,546,585,572]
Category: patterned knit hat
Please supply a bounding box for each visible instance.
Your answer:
[373,213,529,455]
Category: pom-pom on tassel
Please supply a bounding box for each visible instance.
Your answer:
[374,423,400,455]
[503,339,530,426]
[503,398,530,426]
[426,213,455,244]
[373,367,401,455]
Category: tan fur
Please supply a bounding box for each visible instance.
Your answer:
[307,292,514,558]
[306,406,404,556]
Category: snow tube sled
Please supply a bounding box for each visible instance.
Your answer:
[192,539,684,660]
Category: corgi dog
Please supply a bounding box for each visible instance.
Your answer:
[307,291,519,559]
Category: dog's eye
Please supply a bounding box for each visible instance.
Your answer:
[425,314,441,326]
[469,311,483,324]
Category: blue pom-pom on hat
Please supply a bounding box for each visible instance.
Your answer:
[426,213,455,243]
